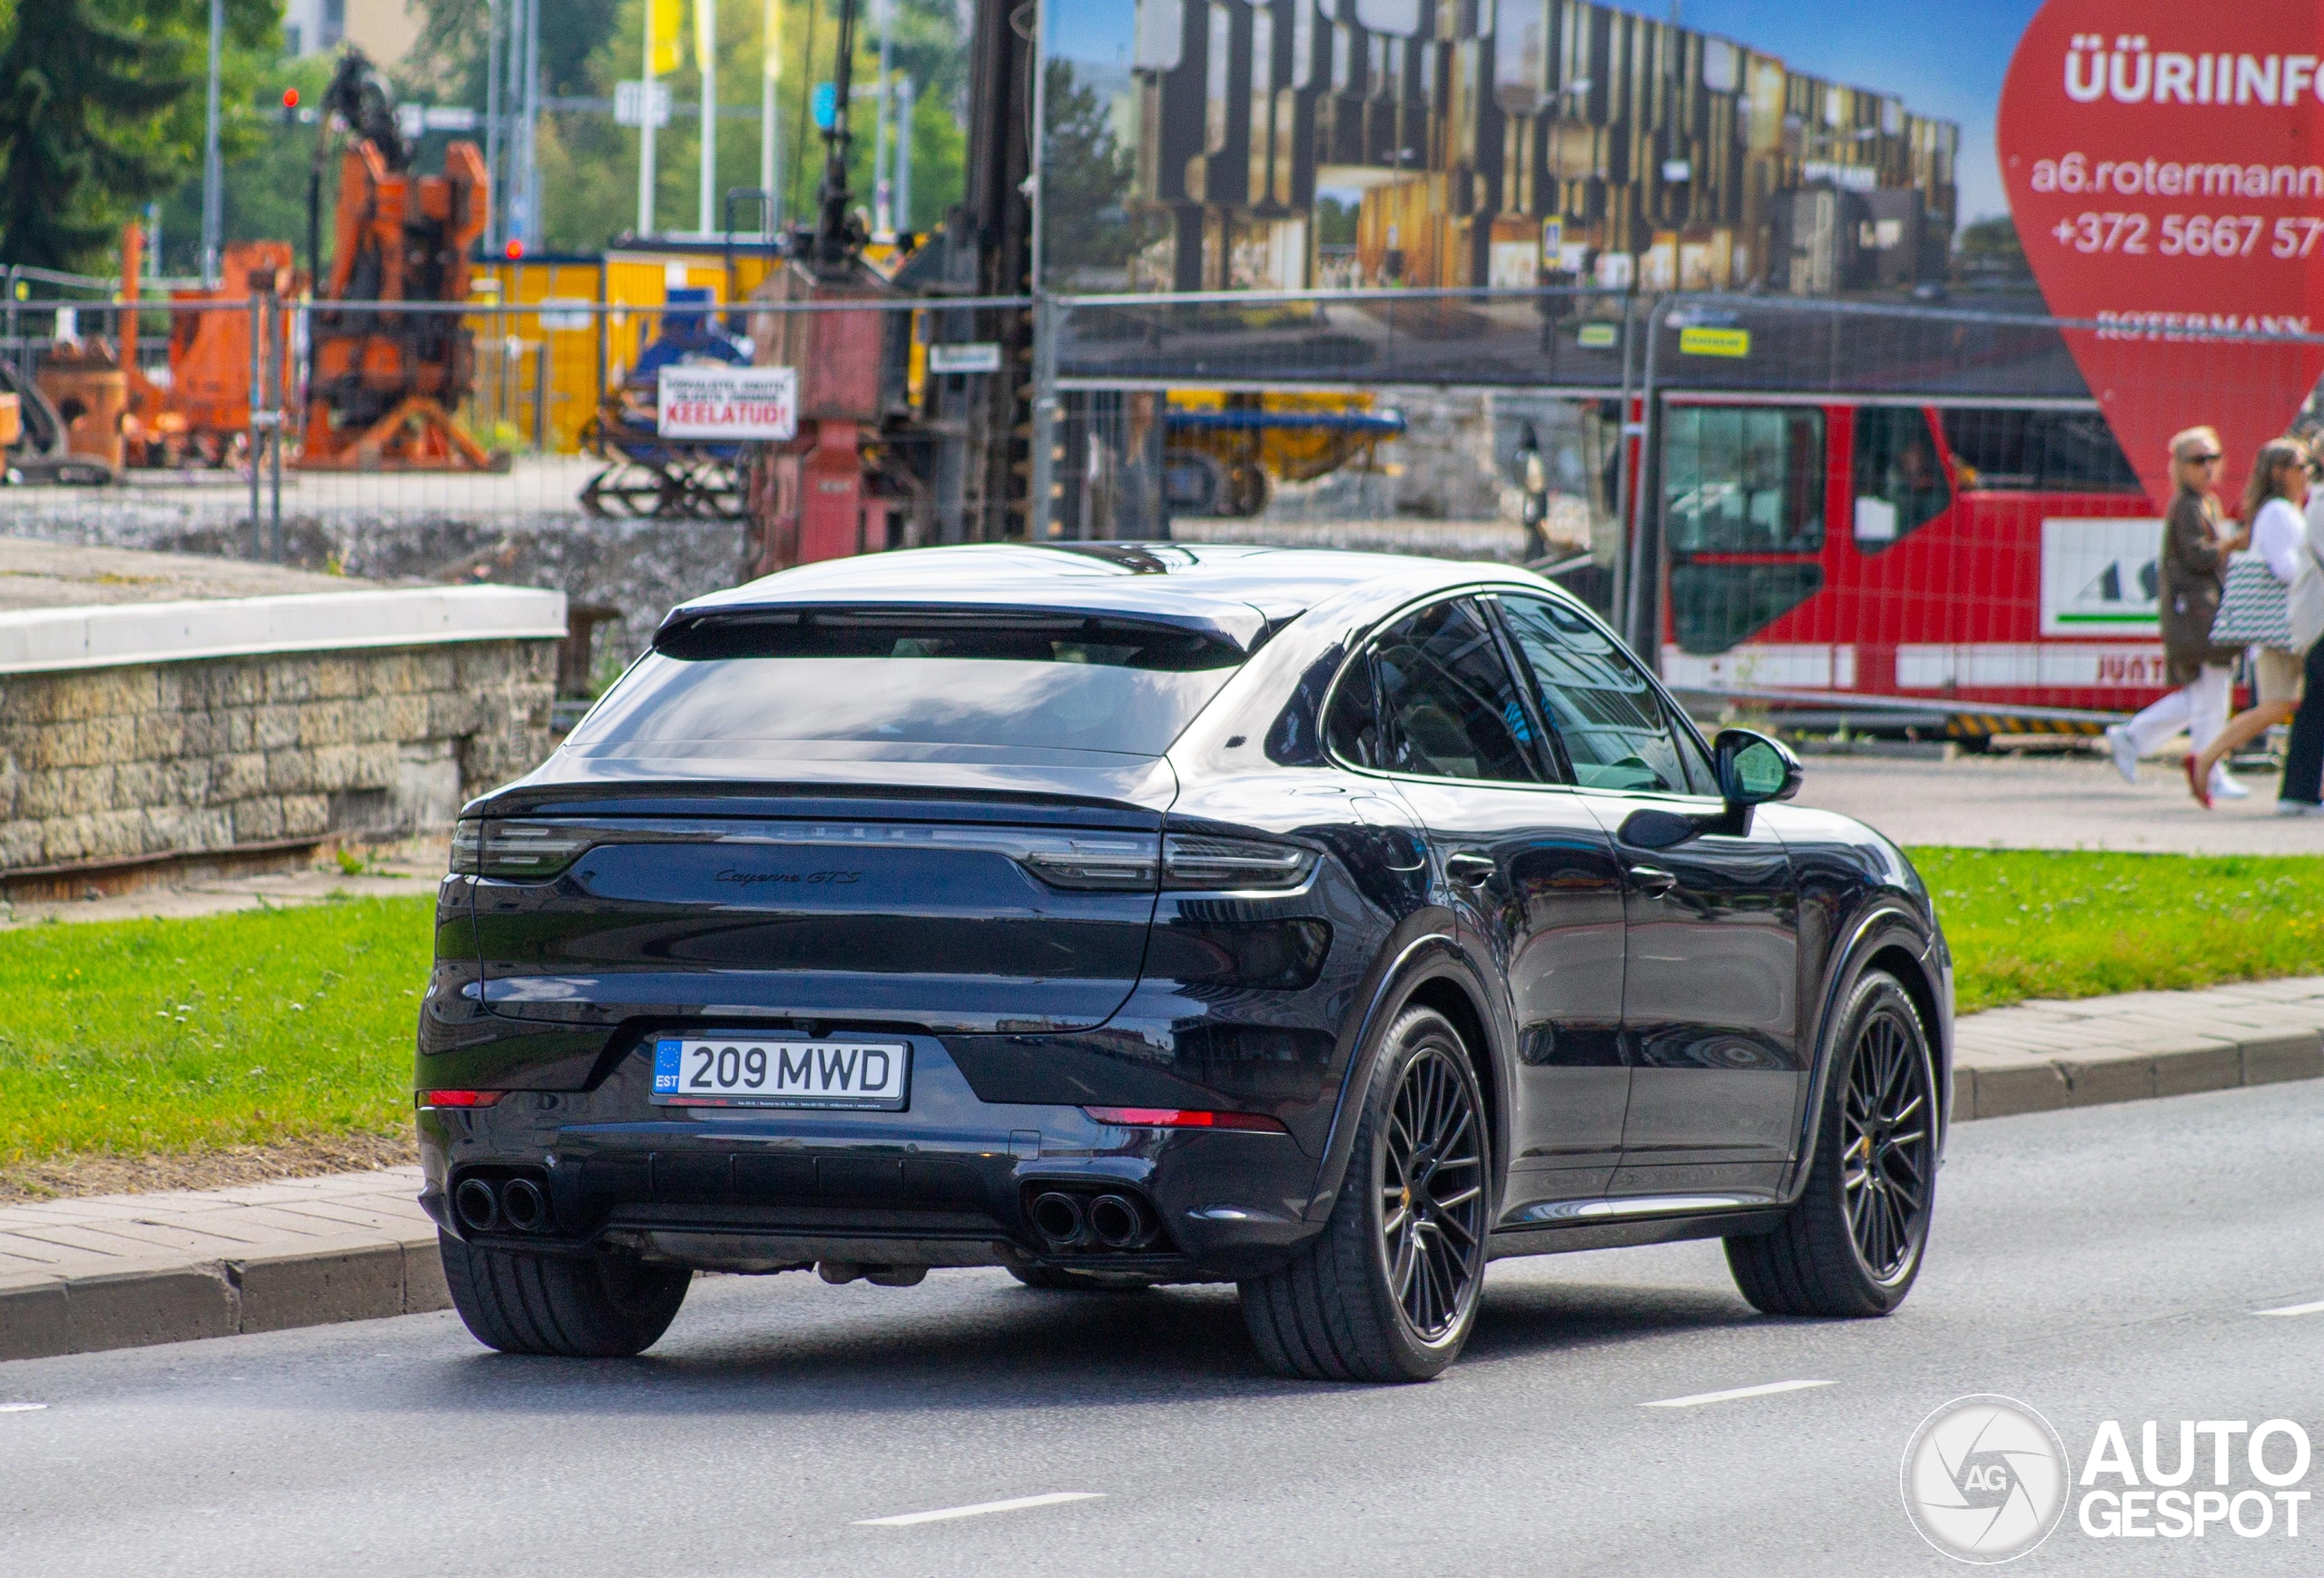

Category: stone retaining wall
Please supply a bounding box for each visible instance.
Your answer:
[0,639,556,876]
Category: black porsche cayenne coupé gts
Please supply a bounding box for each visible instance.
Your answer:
[417,544,1951,1381]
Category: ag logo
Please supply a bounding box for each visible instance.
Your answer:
[1902,1395,2070,1563]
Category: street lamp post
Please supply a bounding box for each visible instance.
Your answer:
[639,2,661,235]
[697,0,717,235]
[759,0,779,232]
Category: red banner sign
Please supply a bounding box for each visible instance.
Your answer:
[2000,4,2324,509]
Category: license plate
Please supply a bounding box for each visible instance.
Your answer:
[650,1036,910,1110]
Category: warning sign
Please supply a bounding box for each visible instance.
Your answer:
[656,365,799,440]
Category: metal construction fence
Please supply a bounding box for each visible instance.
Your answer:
[0,291,1029,558]
[5,281,2321,726]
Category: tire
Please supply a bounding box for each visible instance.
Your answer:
[1239,1006,1491,1382]
[438,1230,692,1357]
[1006,1265,1154,1292]
[1726,970,1937,1317]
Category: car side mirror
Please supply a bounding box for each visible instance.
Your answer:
[1714,728,1803,807]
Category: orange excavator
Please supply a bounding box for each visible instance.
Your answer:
[117,223,299,468]
[300,49,502,471]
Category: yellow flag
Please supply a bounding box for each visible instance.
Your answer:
[648,0,683,76]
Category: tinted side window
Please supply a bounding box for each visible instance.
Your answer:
[1370,599,1541,784]
[1662,406,1827,553]
[1500,596,1700,794]
[1324,649,1383,768]
[1851,407,1951,550]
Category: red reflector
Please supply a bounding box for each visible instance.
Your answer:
[418,1090,506,1109]
[1082,1106,1286,1134]
[504,239,525,260]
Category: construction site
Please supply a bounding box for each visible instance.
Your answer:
[5,0,2267,757]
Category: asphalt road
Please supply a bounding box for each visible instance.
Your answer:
[9,1083,2324,1577]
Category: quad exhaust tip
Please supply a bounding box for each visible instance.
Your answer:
[453,1174,552,1236]
[1030,1191,1088,1248]
[1088,1193,1152,1249]
[500,1177,547,1233]
[1030,1188,1158,1252]
[453,1177,500,1234]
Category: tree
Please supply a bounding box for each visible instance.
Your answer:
[1039,59,1159,285]
[1951,214,2032,288]
[0,0,192,270]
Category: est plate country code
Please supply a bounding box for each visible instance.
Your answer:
[651,1036,909,1108]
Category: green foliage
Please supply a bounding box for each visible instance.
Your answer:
[1907,847,2324,1012]
[1315,194,1358,247]
[397,0,970,252]
[151,53,339,277]
[0,0,279,273]
[0,897,433,1167]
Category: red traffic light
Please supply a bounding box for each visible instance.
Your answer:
[504,239,525,260]
[282,87,300,109]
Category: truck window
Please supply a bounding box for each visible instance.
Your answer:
[1938,409,2143,493]
[1851,407,1951,550]
[1661,405,1827,655]
[1662,406,1826,554]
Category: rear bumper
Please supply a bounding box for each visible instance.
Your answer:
[419,1035,1326,1281]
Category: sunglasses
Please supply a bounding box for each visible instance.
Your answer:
[2186,452,2224,463]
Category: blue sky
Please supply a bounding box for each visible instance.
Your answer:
[1048,0,2039,221]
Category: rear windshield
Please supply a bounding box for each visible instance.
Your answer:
[568,614,1245,756]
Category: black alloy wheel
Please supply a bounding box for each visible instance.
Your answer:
[1725,970,1937,1317]
[1840,998,1932,1281]
[1241,1006,1492,1382]
[1381,1042,1489,1341]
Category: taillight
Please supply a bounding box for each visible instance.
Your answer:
[417,1090,507,1109]
[1161,834,1315,891]
[1017,833,1315,893]
[1017,833,1161,891]
[448,819,594,880]
[1082,1106,1288,1133]
[448,818,481,873]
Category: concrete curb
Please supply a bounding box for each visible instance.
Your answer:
[1955,1031,2324,1119]
[1,1232,446,1364]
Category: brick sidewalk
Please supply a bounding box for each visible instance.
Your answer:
[0,1169,442,1362]
[5,975,2321,1365]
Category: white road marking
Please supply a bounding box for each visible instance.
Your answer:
[1641,1379,1834,1409]
[2255,1299,2324,1317]
[0,1403,47,1414]
[856,1492,1104,1527]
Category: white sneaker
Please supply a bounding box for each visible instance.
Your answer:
[2211,766,2252,800]
[2274,800,2324,817]
[2105,725,2140,784]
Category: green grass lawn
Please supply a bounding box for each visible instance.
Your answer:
[0,896,433,1171]
[1906,848,2324,1014]
[2,851,2319,1170]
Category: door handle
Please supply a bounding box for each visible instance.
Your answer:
[1444,852,1498,887]
[1628,864,1678,898]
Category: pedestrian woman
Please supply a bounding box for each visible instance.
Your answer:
[2277,459,2324,814]
[2187,436,2309,805]
[2106,428,2250,794]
